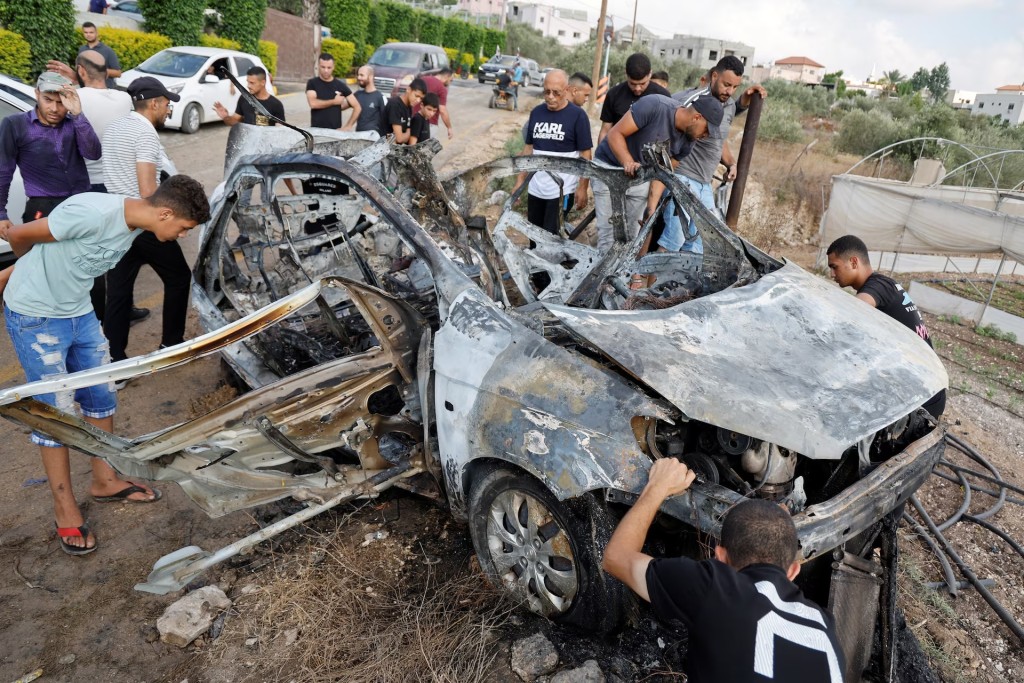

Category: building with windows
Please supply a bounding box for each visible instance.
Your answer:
[506,3,589,46]
[972,85,1024,126]
[764,56,825,84]
[615,24,660,49]
[945,90,976,109]
[456,0,508,27]
[649,34,754,71]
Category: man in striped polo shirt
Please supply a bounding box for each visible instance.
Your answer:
[102,77,194,375]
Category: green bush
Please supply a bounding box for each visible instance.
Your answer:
[367,3,387,49]
[1,0,75,77]
[258,39,278,76]
[758,101,805,143]
[835,108,909,156]
[324,0,369,52]
[139,0,206,46]
[442,16,468,53]
[75,26,172,71]
[0,27,32,81]
[760,78,833,118]
[209,0,266,54]
[198,34,242,51]
[419,13,444,46]
[321,37,356,77]
[382,2,415,43]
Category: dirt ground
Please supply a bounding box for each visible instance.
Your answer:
[1,88,1023,682]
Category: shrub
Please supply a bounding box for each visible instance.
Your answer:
[74,26,172,72]
[1,0,75,77]
[760,78,833,118]
[209,0,266,54]
[367,3,387,49]
[834,108,909,157]
[139,0,206,46]
[419,13,444,46]
[324,0,369,52]
[0,28,32,81]
[443,47,459,68]
[322,37,356,77]
[258,40,278,77]
[442,16,469,53]
[198,34,242,51]
[461,52,475,73]
[382,2,415,43]
[758,101,804,143]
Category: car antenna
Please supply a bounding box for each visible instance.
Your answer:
[216,66,314,153]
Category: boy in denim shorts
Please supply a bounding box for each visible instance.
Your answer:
[0,175,209,554]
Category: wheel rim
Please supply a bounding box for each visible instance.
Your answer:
[485,489,578,617]
[187,106,199,130]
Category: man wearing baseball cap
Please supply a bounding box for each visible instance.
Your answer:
[0,72,100,260]
[101,76,192,380]
[591,92,723,253]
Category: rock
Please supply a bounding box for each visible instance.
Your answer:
[57,654,76,665]
[157,586,232,648]
[142,625,161,643]
[550,660,604,683]
[511,633,559,681]
[284,628,300,646]
[245,637,259,648]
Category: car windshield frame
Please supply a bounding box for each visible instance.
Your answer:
[136,50,208,78]
[368,48,421,69]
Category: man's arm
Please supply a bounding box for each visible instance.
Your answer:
[104,46,122,79]
[306,90,343,110]
[439,105,453,139]
[597,121,612,146]
[856,292,878,306]
[341,94,361,131]
[1,218,57,258]
[606,113,641,175]
[136,162,158,198]
[574,149,592,209]
[64,87,102,161]
[603,458,696,602]
[214,101,242,126]
[721,141,737,181]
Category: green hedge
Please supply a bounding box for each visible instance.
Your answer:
[419,13,444,46]
[1,0,75,78]
[198,34,242,51]
[324,0,369,52]
[75,26,172,72]
[366,3,387,49]
[321,37,356,77]
[138,0,205,46]
[209,0,266,54]
[258,40,278,77]
[0,27,31,81]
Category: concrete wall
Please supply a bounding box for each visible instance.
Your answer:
[909,281,1024,345]
[650,34,754,71]
[261,8,319,85]
[972,92,1024,125]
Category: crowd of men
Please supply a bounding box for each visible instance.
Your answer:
[0,25,942,680]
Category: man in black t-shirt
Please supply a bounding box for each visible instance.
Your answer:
[409,93,438,144]
[213,67,285,126]
[378,78,426,144]
[597,52,671,145]
[604,458,846,683]
[827,234,946,417]
[306,53,361,130]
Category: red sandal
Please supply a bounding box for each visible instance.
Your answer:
[55,522,97,556]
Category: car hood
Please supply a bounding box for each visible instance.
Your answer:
[543,261,948,460]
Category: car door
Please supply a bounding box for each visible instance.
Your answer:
[198,56,233,121]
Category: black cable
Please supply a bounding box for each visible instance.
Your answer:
[931,470,1024,506]
[935,468,972,532]
[903,511,959,596]
[945,434,1007,520]
[940,460,1024,498]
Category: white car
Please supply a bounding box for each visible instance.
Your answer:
[0,75,36,264]
[116,46,271,134]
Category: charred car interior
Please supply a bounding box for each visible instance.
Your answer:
[0,124,948,676]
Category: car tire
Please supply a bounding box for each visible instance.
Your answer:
[478,77,485,84]
[468,468,630,631]
[488,95,495,109]
[180,103,201,134]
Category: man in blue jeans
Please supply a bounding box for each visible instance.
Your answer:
[0,175,209,555]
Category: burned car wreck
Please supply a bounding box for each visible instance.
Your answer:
[0,125,946,673]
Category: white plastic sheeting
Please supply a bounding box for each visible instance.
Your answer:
[817,175,1024,267]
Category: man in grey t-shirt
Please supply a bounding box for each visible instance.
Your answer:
[657,56,767,254]
[79,22,122,89]
[352,65,386,133]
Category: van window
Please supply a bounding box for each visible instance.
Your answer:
[422,53,432,70]
[369,47,421,69]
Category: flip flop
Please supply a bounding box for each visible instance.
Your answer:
[56,522,97,556]
[92,483,163,504]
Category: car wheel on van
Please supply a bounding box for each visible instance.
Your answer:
[467,467,630,632]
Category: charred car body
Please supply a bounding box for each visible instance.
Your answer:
[0,124,946,672]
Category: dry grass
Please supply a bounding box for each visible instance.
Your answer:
[207,521,516,683]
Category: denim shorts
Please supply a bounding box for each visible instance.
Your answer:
[4,306,116,447]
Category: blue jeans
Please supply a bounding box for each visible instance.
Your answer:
[657,175,714,254]
[4,307,116,447]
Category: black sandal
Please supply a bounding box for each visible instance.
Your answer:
[56,522,97,556]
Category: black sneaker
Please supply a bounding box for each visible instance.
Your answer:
[130,307,150,325]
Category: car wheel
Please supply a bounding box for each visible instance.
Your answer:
[488,95,495,109]
[468,468,629,631]
[180,103,201,134]
[478,77,485,84]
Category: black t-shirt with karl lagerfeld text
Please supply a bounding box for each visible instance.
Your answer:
[857,272,932,345]
[646,558,846,683]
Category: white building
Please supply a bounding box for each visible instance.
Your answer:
[456,0,508,26]
[650,34,755,71]
[506,3,589,46]
[972,85,1024,125]
[615,24,660,50]
[946,89,976,109]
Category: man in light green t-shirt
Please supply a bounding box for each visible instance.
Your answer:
[0,175,209,555]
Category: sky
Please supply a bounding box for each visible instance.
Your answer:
[558,0,1023,92]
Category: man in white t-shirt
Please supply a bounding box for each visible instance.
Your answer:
[0,177,209,554]
[102,77,193,371]
[512,70,593,235]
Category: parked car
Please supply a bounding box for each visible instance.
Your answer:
[106,0,143,22]
[116,46,271,133]
[0,126,947,668]
[366,42,449,98]
[0,74,37,265]
[478,55,542,87]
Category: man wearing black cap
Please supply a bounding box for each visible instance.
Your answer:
[101,77,194,381]
[591,92,723,253]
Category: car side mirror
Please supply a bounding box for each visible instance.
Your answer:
[201,74,220,84]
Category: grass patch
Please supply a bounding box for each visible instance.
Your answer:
[975,323,1017,344]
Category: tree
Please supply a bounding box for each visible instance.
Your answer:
[210,0,267,54]
[928,62,950,104]
[910,67,930,92]
[881,69,905,96]
[823,70,846,97]
[139,0,206,45]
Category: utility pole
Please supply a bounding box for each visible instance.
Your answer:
[590,0,608,114]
